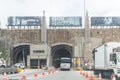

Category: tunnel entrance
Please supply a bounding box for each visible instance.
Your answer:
[51,44,73,68]
[12,44,30,66]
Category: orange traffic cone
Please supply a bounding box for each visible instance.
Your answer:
[22,74,26,80]
[2,72,7,80]
[34,73,38,77]
[80,71,82,75]
[42,71,45,77]
[2,76,7,80]
[85,71,89,78]
[89,72,94,80]
[83,71,85,76]
[52,70,54,73]
[48,69,50,74]
[98,73,102,80]
[112,74,116,80]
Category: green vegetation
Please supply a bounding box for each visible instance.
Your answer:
[0,46,8,60]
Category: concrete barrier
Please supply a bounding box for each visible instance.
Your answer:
[0,68,18,74]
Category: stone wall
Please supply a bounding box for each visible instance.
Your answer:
[1,28,120,61]
[1,28,120,45]
[90,28,120,42]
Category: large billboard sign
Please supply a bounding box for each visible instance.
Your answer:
[8,16,41,26]
[49,17,82,27]
[91,17,120,26]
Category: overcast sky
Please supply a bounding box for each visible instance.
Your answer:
[0,0,120,28]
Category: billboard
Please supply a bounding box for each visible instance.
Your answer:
[8,16,41,26]
[91,17,120,26]
[49,17,82,27]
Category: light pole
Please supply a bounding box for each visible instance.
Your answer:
[22,49,25,63]
[82,0,86,66]
[84,0,86,17]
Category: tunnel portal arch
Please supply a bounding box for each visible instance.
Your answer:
[12,43,30,66]
[51,43,73,68]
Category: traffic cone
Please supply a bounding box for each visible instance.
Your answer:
[89,72,94,80]
[112,74,116,80]
[48,69,50,74]
[22,74,26,80]
[34,73,38,77]
[52,69,54,73]
[80,71,82,75]
[42,71,45,77]
[98,73,102,80]
[2,76,7,80]
[83,71,85,76]
[85,71,89,78]
[2,72,7,80]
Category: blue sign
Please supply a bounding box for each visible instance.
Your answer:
[91,17,120,26]
[49,17,82,27]
[8,16,41,26]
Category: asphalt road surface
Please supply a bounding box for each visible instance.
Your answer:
[0,69,108,80]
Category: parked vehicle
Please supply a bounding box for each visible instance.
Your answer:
[0,58,6,68]
[82,62,93,70]
[12,63,25,69]
[93,42,120,79]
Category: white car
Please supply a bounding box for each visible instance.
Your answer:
[12,63,25,69]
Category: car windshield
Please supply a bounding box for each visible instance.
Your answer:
[61,59,71,63]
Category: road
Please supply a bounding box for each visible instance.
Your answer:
[39,70,89,80]
[0,69,109,80]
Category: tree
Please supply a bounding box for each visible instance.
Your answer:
[0,46,8,60]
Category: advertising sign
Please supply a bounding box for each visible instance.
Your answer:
[49,17,82,27]
[91,17,120,26]
[8,16,41,26]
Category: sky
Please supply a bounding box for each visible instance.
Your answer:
[0,0,120,28]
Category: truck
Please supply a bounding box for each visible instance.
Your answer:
[60,57,71,70]
[93,42,120,79]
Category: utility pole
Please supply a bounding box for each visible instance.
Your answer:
[83,0,91,62]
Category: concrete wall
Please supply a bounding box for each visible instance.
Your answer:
[27,44,50,67]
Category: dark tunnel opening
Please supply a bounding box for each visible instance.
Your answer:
[52,44,73,68]
[12,44,30,66]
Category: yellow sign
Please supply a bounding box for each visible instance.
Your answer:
[76,59,79,64]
